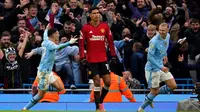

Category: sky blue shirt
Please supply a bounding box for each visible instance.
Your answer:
[145,33,170,72]
[55,45,79,72]
[37,29,70,73]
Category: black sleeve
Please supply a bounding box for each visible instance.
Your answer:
[0,59,3,78]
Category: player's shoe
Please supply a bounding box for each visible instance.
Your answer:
[149,102,154,108]
[137,107,145,112]
[21,108,28,111]
[99,103,106,112]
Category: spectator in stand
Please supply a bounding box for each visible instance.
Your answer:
[2,30,30,92]
[37,0,50,24]
[81,0,93,26]
[59,20,82,42]
[0,0,31,31]
[0,0,15,32]
[17,28,33,83]
[0,31,14,83]
[141,24,157,48]
[184,18,200,60]
[168,37,190,78]
[127,0,156,21]
[67,0,83,19]
[130,42,146,84]
[89,72,136,103]
[11,18,28,44]
[163,5,180,43]
[45,0,63,30]
[23,5,41,32]
[3,47,22,93]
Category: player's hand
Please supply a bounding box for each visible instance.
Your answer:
[163,56,168,65]
[69,35,78,44]
[25,51,34,59]
[161,67,169,73]
[46,23,51,30]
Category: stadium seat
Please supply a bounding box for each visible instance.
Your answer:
[29,78,35,83]
[64,84,89,94]
[22,84,32,88]
[175,78,193,85]
[0,83,4,87]
[64,84,89,88]
[177,84,194,94]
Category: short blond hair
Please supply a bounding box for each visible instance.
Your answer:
[159,23,169,29]
[147,24,156,30]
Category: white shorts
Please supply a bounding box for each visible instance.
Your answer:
[37,71,58,91]
[145,70,174,88]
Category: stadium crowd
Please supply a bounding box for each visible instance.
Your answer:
[0,0,200,92]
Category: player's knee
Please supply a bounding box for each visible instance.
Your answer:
[169,84,177,90]
[93,79,101,87]
[57,86,65,92]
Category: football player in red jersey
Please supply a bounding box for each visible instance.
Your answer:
[79,7,116,111]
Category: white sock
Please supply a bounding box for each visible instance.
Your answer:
[138,107,143,111]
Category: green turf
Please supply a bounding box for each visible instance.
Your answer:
[0,111,130,112]
[0,110,136,112]
[0,110,197,112]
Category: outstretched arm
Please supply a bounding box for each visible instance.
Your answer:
[25,47,44,59]
[47,35,78,50]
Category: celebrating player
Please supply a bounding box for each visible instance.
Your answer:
[22,24,78,110]
[137,23,177,112]
[79,7,116,111]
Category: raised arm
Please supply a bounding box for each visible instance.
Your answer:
[43,24,52,41]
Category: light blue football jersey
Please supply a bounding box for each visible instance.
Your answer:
[145,33,170,72]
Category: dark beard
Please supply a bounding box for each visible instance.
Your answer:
[1,42,10,48]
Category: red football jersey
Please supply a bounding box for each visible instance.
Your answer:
[79,22,116,63]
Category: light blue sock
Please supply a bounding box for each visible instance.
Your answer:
[24,94,43,110]
[159,85,172,94]
[140,93,156,109]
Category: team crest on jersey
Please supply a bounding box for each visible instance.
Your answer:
[100,29,105,33]
[150,43,154,49]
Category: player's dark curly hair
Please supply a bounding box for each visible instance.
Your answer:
[48,28,58,37]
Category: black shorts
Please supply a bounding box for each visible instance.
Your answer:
[88,62,110,77]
